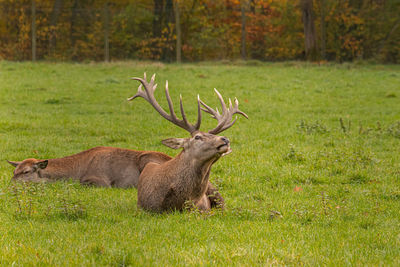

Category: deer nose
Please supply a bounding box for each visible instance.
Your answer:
[221,137,229,145]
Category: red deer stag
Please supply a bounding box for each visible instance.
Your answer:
[129,73,248,212]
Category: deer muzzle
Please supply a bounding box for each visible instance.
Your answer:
[217,136,231,156]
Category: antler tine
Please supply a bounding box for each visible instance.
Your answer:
[179,94,202,134]
[216,98,248,132]
[165,80,178,119]
[179,95,189,126]
[232,97,249,119]
[200,89,248,135]
[214,88,227,115]
[194,95,202,130]
[199,99,219,119]
[126,83,144,101]
[219,117,238,132]
[128,72,153,101]
[129,73,202,134]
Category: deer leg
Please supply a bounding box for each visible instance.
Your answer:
[206,182,225,210]
[195,194,211,211]
[80,176,111,187]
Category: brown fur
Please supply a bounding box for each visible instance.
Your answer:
[8,146,223,209]
[8,147,170,188]
[137,132,227,213]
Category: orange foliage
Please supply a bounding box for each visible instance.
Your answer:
[0,0,398,62]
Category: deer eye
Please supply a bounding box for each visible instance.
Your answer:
[23,170,30,174]
[194,135,202,140]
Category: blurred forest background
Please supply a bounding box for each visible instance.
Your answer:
[0,0,399,63]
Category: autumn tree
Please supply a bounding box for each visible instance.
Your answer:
[152,0,175,61]
[300,0,318,61]
[49,0,63,56]
[0,0,398,62]
[173,0,182,62]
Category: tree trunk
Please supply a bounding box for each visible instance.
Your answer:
[301,0,318,61]
[70,0,79,49]
[103,3,110,62]
[163,0,174,61]
[49,0,63,56]
[377,18,400,59]
[249,0,255,13]
[31,0,36,61]
[173,0,182,63]
[153,0,175,61]
[241,1,247,60]
[153,0,164,38]
[320,0,326,60]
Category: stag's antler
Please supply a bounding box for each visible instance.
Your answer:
[128,73,202,135]
[199,89,248,135]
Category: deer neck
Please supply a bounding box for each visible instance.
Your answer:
[38,157,85,180]
[172,151,219,200]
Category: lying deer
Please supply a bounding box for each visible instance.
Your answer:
[7,73,246,211]
[7,147,224,209]
[7,148,171,187]
[129,74,247,212]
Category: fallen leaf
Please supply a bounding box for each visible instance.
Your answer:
[294,186,303,192]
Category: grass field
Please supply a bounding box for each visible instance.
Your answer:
[0,61,399,266]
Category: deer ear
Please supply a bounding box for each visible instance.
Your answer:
[162,138,186,149]
[7,160,21,167]
[35,160,48,169]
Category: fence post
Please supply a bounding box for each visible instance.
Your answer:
[320,0,326,60]
[104,3,110,62]
[174,0,182,63]
[31,0,36,61]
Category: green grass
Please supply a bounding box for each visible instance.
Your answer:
[0,61,400,265]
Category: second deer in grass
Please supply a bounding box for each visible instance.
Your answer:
[7,73,247,213]
[129,73,247,212]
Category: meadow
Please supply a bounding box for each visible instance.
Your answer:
[0,61,399,266]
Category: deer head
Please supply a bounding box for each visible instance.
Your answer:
[128,73,248,163]
[7,159,48,182]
